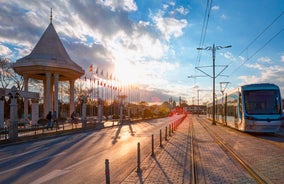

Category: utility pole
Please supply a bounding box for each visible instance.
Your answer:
[220,82,230,125]
[196,44,232,125]
[220,82,230,96]
[196,89,212,116]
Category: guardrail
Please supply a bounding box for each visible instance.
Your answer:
[0,115,175,145]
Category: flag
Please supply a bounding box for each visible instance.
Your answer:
[89,65,93,72]
[101,69,104,76]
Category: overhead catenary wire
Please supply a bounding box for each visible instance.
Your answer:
[232,27,284,74]
[237,10,284,57]
[195,0,213,67]
[222,9,284,78]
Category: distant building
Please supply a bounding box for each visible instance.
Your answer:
[185,105,206,114]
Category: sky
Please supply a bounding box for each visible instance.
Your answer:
[0,0,284,105]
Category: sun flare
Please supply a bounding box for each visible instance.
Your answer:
[115,62,142,85]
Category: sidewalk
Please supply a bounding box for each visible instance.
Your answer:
[122,115,192,183]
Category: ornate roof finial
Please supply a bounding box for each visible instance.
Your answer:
[50,8,53,23]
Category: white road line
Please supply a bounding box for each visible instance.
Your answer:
[0,147,49,162]
[30,169,70,184]
[0,152,66,175]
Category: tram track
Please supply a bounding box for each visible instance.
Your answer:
[189,116,197,184]
[196,117,268,184]
[214,121,284,149]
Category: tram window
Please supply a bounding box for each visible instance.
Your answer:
[244,90,281,114]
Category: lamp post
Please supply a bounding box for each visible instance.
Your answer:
[197,44,231,125]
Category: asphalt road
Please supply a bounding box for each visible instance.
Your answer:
[0,115,182,184]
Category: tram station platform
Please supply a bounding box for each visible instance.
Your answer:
[122,114,284,183]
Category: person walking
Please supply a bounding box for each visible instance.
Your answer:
[53,110,58,129]
[46,111,52,130]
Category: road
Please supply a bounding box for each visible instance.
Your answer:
[0,115,183,184]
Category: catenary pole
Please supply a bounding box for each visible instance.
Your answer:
[197,44,231,125]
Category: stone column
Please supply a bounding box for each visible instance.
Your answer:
[9,86,19,140]
[24,75,29,119]
[54,73,59,115]
[32,99,39,126]
[45,73,51,116]
[50,75,54,112]
[0,98,4,128]
[69,79,75,116]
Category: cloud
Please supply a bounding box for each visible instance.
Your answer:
[153,14,188,41]
[175,6,189,15]
[281,55,284,62]
[0,44,12,56]
[220,51,236,62]
[239,62,284,88]
[220,14,227,19]
[97,0,137,12]
[212,6,220,11]
[257,56,271,63]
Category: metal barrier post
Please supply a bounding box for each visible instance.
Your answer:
[165,126,168,141]
[105,159,110,184]
[160,129,162,147]
[137,142,141,173]
[151,134,154,156]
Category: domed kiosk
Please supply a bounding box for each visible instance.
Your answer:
[13,10,85,118]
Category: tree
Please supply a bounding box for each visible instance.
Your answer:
[0,57,23,90]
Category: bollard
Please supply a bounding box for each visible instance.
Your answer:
[137,142,141,173]
[165,126,168,141]
[172,123,174,133]
[160,129,163,147]
[105,159,110,184]
[151,134,154,156]
[169,125,171,137]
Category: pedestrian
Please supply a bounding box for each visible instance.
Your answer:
[53,110,58,129]
[46,111,52,130]
[71,111,76,122]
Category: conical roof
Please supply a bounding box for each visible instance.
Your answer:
[14,22,84,81]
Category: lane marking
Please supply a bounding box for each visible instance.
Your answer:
[0,147,49,162]
[30,169,70,184]
[0,152,66,175]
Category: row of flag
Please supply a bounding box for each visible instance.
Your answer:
[88,65,118,81]
[82,77,139,90]
[81,65,139,91]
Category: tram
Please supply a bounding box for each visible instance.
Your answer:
[207,83,283,132]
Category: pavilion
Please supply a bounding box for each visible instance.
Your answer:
[13,10,85,118]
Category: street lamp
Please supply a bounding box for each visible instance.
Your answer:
[197,44,232,125]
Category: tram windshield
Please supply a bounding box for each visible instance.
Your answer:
[244,90,281,114]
